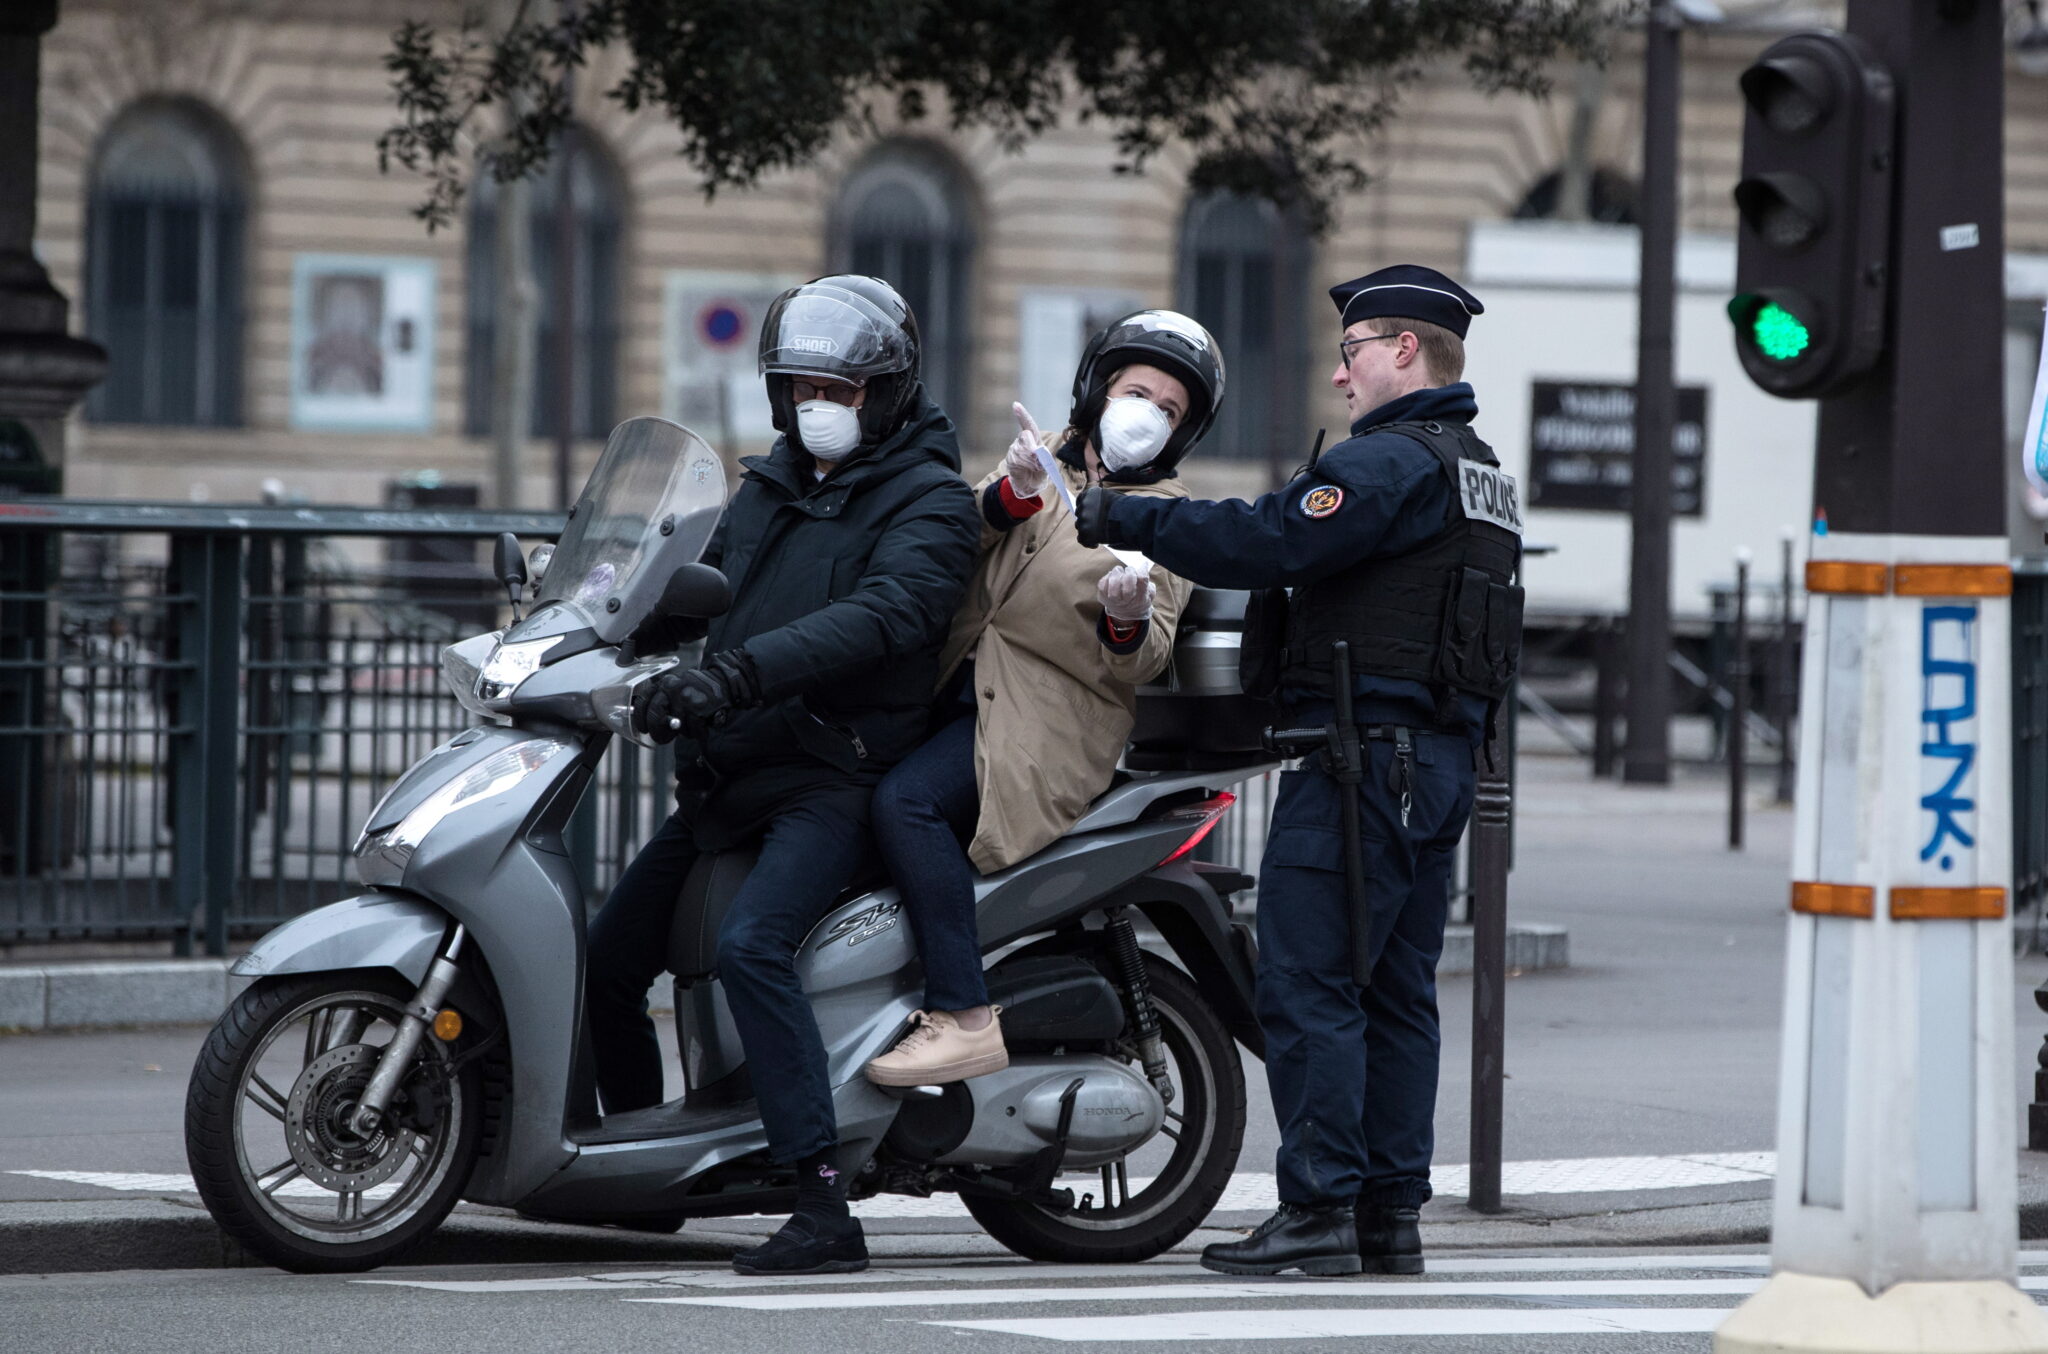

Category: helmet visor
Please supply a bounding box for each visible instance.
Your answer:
[758,285,914,385]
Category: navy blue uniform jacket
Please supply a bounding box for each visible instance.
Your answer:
[1095,382,1488,738]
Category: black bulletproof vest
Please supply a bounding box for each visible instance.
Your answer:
[1280,420,1525,711]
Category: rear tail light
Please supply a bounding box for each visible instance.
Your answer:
[1155,792,1237,867]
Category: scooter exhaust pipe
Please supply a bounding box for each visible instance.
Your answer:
[349,924,467,1135]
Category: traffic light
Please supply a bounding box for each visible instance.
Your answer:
[1728,32,1896,399]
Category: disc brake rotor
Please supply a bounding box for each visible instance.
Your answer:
[282,1043,417,1193]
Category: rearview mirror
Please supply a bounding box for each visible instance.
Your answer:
[654,563,731,620]
[493,532,527,589]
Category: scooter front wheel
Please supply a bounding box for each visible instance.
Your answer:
[185,970,483,1273]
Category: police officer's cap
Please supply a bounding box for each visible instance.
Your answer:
[1329,265,1484,339]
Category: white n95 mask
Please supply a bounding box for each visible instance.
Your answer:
[796,400,861,460]
[1097,397,1172,472]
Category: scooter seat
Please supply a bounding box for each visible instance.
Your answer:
[667,846,761,984]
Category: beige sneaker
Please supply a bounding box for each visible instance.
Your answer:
[864,1008,1009,1086]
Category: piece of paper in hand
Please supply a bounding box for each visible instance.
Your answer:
[1109,549,1152,573]
[1032,444,1076,514]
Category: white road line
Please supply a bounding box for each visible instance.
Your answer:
[631,1277,1768,1311]
[355,1255,1792,1295]
[930,1307,1736,1340]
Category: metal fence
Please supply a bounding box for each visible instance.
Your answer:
[0,500,698,952]
[0,499,1542,951]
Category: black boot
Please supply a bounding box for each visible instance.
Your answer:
[1355,1203,1423,1275]
[1200,1203,1362,1277]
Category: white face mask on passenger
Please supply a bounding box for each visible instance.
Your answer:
[796,400,861,460]
[1096,397,1173,472]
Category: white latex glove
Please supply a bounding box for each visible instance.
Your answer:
[1098,564,1156,623]
[1003,401,1049,498]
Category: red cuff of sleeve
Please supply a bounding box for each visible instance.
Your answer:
[1103,615,1141,644]
[997,477,1045,520]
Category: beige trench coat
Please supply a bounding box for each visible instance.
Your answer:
[935,447,1193,874]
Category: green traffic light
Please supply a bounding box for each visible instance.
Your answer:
[1751,302,1811,362]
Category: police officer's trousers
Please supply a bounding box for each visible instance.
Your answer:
[1254,729,1476,1209]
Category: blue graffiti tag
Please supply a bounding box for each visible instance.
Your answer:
[1920,605,1978,870]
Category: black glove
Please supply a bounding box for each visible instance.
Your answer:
[631,674,688,744]
[666,648,763,729]
[1075,486,1116,550]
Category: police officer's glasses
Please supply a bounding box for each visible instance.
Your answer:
[1337,333,1402,368]
[791,378,864,406]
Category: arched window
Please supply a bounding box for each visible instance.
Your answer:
[1512,167,1640,225]
[85,99,247,426]
[831,145,976,419]
[464,125,624,440]
[1177,191,1309,471]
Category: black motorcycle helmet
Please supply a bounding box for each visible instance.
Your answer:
[1066,309,1227,476]
[758,275,923,449]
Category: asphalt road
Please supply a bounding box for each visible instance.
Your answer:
[10,1247,2048,1354]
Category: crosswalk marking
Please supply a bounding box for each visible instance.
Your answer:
[343,1256,2048,1342]
[928,1307,1737,1340]
[630,1277,1768,1311]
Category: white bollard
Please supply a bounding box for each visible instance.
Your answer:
[1716,532,2048,1353]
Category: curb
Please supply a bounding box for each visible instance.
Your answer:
[0,923,1570,1033]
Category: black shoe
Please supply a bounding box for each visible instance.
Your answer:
[731,1212,869,1276]
[1355,1203,1423,1275]
[1200,1204,1363,1277]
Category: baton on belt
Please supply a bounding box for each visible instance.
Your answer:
[1261,640,1373,988]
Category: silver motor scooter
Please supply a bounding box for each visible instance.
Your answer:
[183,417,1278,1273]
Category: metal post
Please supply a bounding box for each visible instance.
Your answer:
[1467,713,1512,1214]
[1593,618,1623,779]
[1775,530,1797,804]
[1730,549,1751,851]
[168,532,241,957]
[1623,1,1681,786]
[551,15,578,511]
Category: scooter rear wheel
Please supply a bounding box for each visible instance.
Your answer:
[964,955,1246,1262]
[185,970,483,1273]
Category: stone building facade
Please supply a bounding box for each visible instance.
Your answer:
[29,0,2048,519]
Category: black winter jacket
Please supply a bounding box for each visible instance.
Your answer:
[665,392,980,843]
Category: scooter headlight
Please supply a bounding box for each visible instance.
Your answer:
[475,635,566,707]
[355,738,570,882]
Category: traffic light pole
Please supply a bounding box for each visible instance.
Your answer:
[1715,3,2048,1350]
[1623,0,1680,786]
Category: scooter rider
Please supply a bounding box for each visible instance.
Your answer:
[862,310,1223,1087]
[587,275,980,1275]
[1074,265,1524,1277]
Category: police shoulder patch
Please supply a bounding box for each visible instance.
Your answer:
[1299,484,1345,519]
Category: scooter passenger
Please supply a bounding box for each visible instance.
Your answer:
[590,275,980,1275]
[861,310,1227,1087]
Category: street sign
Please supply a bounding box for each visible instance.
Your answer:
[1525,379,1708,516]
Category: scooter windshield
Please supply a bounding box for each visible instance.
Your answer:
[532,417,728,645]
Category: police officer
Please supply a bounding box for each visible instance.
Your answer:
[1074,264,1523,1277]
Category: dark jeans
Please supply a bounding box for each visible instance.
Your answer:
[870,711,990,1012]
[583,791,872,1163]
[1253,721,1476,1210]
